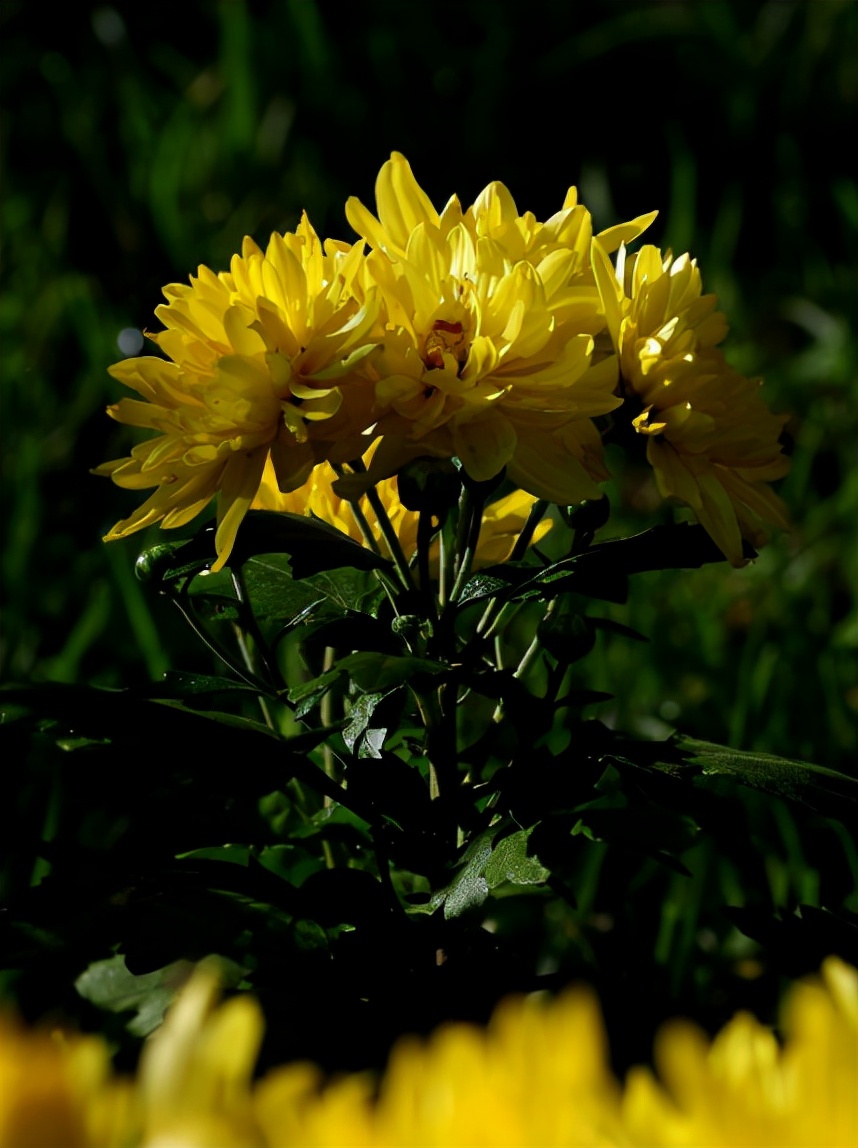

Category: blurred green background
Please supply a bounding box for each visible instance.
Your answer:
[2,0,856,768]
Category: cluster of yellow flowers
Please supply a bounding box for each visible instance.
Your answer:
[96,154,789,570]
[2,959,855,1147]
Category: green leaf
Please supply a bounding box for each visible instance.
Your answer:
[75,955,195,1036]
[73,954,241,1036]
[242,554,329,623]
[337,652,447,692]
[236,511,390,576]
[431,835,494,920]
[306,567,385,614]
[590,617,649,642]
[484,827,550,889]
[457,571,520,607]
[188,593,241,623]
[537,614,596,664]
[358,727,387,759]
[288,668,341,707]
[176,844,251,865]
[146,671,259,703]
[342,692,386,753]
[554,689,614,710]
[673,736,858,824]
[427,825,549,920]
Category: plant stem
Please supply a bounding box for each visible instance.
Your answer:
[169,585,272,695]
[447,484,487,607]
[508,499,549,562]
[411,683,458,846]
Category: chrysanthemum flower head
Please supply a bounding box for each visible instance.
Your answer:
[592,239,790,564]
[621,956,858,1147]
[340,153,657,506]
[0,1014,133,1148]
[95,215,380,571]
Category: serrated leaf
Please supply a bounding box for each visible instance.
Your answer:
[673,736,858,824]
[338,652,447,692]
[74,955,240,1036]
[342,692,386,752]
[484,828,549,889]
[358,727,387,759]
[457,572,517,606]
[307,567,385,614]
[436,836,494,920]
[75,955,196,1036]
[243,554,330,623]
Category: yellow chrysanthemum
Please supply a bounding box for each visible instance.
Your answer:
[95,215,380,571]
[5,959,857,1147]
[0,1015,133,1148]
[252,457,551,571]
[136,963,264,1147]
[339,152,657,505]
[255,988,622,1148]
[621,957,858,1147]
[592,240,790,564]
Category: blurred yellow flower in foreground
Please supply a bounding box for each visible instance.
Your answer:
[621,957,858,1147]
[95,215,380,571]
[4,959,855,1147]
[592,240,790,564]
[0,1015,132,1148]
[341,152,656,504]
[253,456,552,570]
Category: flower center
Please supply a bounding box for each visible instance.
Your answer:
[422,319,468,371]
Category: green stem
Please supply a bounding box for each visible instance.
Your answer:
[342,457,416,593]
[412,684,458,846]
[320,646,337,800]
[416,511,435,599]
[364,484,417,593]
[508,499,549,562]
[447,485,487,606]
[493,598,558,722]
[169,585,272,695]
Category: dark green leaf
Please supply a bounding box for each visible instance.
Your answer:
[554,689,614,710]
[673,736,858,824]
[338,652,447,692]
[306,567,385,614]
[432,835,494,920]
[243,554,329,623]
[590,617,649,642]
[537,614,596,664]
[146,671,258,702]
[483,828,549,889]
[457,572,518,607]
[188,593,241,623]
[75,955,196,1036]
[342,692,387,752]
[176,845,251,865]
[288,668,341,706]
[358,727,387,759]
[236,511,389,575]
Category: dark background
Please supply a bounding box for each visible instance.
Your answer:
[2,0,856,762]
